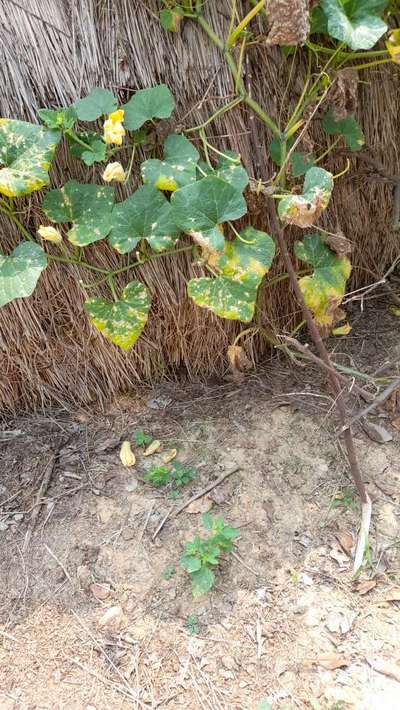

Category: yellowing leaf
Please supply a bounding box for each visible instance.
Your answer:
[294,234,351,329]
[119,440,136,467]
[162,448,177,464]
[143,439,161,456]
[278,167,333,227]
[389,305,400,317]
[386,28,400,64]
[332,322,352,336]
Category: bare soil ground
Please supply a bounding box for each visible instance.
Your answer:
[1,305,400,710]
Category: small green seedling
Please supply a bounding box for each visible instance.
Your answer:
[171,461,195,487]
[185,614,199,636]
[330,486,358,511]
[162,565,176,580]
[144,464,170,487]
[134,430,153,447]
[180,513,239,597]
[144,461,196,490]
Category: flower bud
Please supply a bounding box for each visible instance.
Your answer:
[37,225,62,244]
[102,161,126,183]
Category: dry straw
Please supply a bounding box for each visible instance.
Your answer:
[0,0,399,414]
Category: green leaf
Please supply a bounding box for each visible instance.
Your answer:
[0,242,47,307]
[202,512,213,530]
[180,555,202,573]
[42,180,114,247]
[123,84,175,131]
[291,151,315,177]
[294,233,351,327]
[188,227,275,321]
[74,88,117,121]
[142,134,199,192]
[0,119,60,197]
[67,131,107,165]
[199,152,249,192]
[322,108,364,152]
[190,566,215,598]
[109,184,180,254]
[319,0,387,49]
[84,280,151,350]
[159,7,184,32]
[171,175,247,233]
[278,167,333,227]
[268,137,294,166]
[38,107,77,130]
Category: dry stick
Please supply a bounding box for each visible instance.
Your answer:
[22,452,57,553]
[269,209,370,571]
[343,376,400,431]
[152,464,240,540]
[283,336,374,401]
[44,543,74,587]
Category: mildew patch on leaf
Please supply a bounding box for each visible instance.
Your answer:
[294,233,351,328]
[42,180,114,247]
[142,134,199,191]
[84,281,151,350]
[109,184,180,253]
[278,167,333,227]
[0,119,60,197]
[0,242,47,307]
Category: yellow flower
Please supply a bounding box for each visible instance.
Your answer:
[102,161,126,183]
[37,225,63,244]
[103,109,125,145]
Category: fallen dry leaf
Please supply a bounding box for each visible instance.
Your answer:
[325,610,353,635]
[143,439,161,456]
[366,656,400,683]
[316,653,349,670]
[119,440,135,467]
[355,578,377,595]
[391,417,400,431]
[90,582,111,601]
[162,448,177,464]
[335,529,354,557]
[186,496,213,514]
[98,605,126,630]
[383,587,400,602]
[330,545,350,568]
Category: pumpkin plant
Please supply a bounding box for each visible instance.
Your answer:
[0,0,398,571]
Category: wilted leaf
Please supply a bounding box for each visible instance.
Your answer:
[278,167,333,227]
[123,85,175,131]
[316,652,349,670]
[319,0,387,50]
[391,417,400,432]
[84,281,151,350]
[43,180,114,246]
[355,578,377,595]
[0,242,47,308]
[383,587,400,602]
[332,322,352,336]
[188,227,275,321]
[109,184,180,253]
[0,119,60,197]
[362,421,393,444]
[227,345,252,372]
[142,134,199,191]
[322,108,364,151]
[74,88,117,121]
[295,234,351,328]
[91,582,111,600]
[119,441,136,467]
[143,439,161,456]
[335,529,354,557]
[325,232,352,256]
[162,448,178,464]
[159,7,184,32]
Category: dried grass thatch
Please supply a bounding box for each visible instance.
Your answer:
[0,0,399,414]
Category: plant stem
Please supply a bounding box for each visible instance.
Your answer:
[185,97,243,134]
[348,58,392,72]
[0,208,34,241]
[269,207,367,505]
[227,0,265,48]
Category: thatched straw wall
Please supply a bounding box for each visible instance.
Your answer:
[0,0,399,414]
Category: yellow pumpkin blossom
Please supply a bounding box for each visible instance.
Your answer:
[102,161,126,183]
[37,225,63,244]
[103,109,125,146]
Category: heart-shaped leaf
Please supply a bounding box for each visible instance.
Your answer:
[74,88,117,121]
[67,131,107,165]
[190,566,215,598]
[294,233,351,327]
[188,227,275,321]
[322,108,364,151]
[291,152,316,177]
[142,134,199,191]
[109,184,180,253]
[171,175,247,234]
[0,119,60,197]
[278,167,333,227]
[198,151,249,192]
[42,180,114,246]
[319,0,387,50]
[123,85,175,131]
[38,107,77,130]
[0,242,47,307]
[268,137,294,166]
[84,280,151,350]
[159,7,184,32]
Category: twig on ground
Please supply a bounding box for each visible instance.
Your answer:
[67,657,139,702]
[44,544,74,587]
[152,464,240,539]
[231,551,260,576]
[342,377,400,431]
[353,493,372,573]
[0,629,18,642]
[22,452,57,552]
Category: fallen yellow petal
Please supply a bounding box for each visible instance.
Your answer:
[37,225,63,244]
[162,448,177,464]
[119,440,136,467]
[143,439,161,457]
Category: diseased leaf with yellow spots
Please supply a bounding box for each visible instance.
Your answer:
[294,233,351,328]
[109,184,180,254]
[278,167,334,228]
[198,151,249,192]
[84,281,151,350]
[0,242,47,308]
[141,134,199,192]
[42,180,114,247]
[0,119,60,197]
[188,227,275,322]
